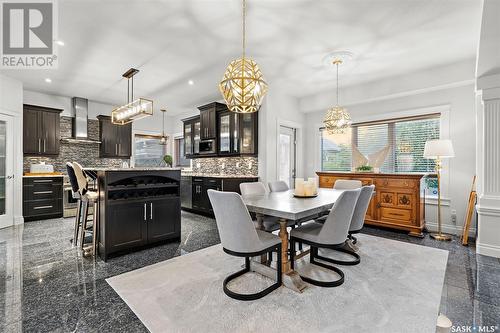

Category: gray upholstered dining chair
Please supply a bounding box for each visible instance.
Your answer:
[240,182,268,196]
[333,179,362,189]
[268,180,289,192]
[324,185,375,266]
[239,182,294,232]
[207,190,282,301]
[289,188,361,287]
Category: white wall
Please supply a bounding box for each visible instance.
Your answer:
[0,74,24,226]
[474,0,500,258]
[301,62,476,236]
[258,85,305,183]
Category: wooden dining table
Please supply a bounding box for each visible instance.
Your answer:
[241,188,345,292]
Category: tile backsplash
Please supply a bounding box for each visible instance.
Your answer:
[23,117,127,175]
[191,156,258,176]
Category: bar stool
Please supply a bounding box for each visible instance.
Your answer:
[73,162,100,257]
[66,162,84,247]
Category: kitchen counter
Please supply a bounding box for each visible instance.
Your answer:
[87,167,183,172]
[23,174,64,178]
[181,173,258,178]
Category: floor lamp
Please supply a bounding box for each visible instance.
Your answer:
[424,139,455,241]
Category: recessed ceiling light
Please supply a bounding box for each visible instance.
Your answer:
[45,78,52,83]
[55,40,64,46]
[188,80,194,86]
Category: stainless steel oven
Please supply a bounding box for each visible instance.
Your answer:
[199,139,216,154]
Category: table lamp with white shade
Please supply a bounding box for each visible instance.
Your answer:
[423,139,455,241]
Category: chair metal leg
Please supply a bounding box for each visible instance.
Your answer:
[316,246,360,266]
[291,239,345,288]
[223,245,282,301]
[73,200,83,247]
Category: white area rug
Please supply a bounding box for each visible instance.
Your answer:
[107,234,448,333]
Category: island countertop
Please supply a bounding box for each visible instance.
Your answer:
[180,172,258,179]
[85,167,183,172]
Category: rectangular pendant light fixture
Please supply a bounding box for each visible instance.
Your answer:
[111,68,153,125]
[111,98,153,125]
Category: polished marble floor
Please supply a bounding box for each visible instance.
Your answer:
[0,212,498,332]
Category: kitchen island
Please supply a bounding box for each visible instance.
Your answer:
[94,168,181,261]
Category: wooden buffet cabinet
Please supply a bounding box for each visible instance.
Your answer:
[316,172,427,237]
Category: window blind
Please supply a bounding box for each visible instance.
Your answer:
[320,114,440,173]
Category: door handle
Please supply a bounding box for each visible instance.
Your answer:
[150,202,153,220]
[6,175,14,180]
[144,203,147,221]
[43,139,46,152]
[38,138,41,153]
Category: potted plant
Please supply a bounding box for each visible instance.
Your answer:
[355,165,373,173]
[163,154,173,168]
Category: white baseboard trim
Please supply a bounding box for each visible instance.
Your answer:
[425,221,475,237]
[14,216,24,225]
[476,242,500,258]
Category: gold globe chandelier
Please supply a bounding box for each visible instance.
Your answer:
[323,59,351,134]
[219,0,268,113]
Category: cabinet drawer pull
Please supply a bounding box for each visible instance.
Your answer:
[34,191,53,194]
[389,212,405,217]
[150,203,153,220]
[43,139,46,152]
[34,205,53,210]
[33,180,53,183]
[144,203,147,221]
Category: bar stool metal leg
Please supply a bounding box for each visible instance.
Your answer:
[92,202,99,256]
[73,199,83,247]
[80,201,89,250]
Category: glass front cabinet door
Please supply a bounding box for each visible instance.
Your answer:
[218,111,239,155]
[240,113,257,155]
[193,120,201,155]
[183,121,193,157]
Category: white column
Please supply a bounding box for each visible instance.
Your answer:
[476,88,500,258]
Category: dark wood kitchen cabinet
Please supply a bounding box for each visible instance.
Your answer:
[23,104,61,156]
[23,176,63,221]
[182,102,258,158]
[183,176,258,214]
[97,115,132,158]
[183,116,201,158]
[97,169,181,260]
[239,112,258,155]
[218,110,239,155]
[198,102,223,140]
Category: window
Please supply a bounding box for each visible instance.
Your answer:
[174,137,190,167]
[320,114,440,173]
[321,127,352,171]
[134,134,167,167]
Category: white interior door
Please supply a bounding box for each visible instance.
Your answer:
[0,114,14,228]
[278,125,296,188]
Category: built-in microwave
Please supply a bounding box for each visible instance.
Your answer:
[199,139,216,154]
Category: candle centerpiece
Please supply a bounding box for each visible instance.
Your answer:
[294,178,318,198]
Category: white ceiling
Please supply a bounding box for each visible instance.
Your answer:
[1,0,482,115]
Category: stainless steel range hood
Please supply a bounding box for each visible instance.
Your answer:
[61,97,101,144]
